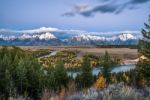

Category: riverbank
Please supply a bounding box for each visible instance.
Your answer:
[68,64,136,78]
[37,49,138,71]
[121,59,138,65]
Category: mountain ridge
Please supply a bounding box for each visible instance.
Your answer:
[0,27,140,46]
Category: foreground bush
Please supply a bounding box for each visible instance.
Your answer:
[95,76,107,90]
[66,83,150,100]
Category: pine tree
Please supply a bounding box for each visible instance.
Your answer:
[77,56,93,89]
[101,51,113,83]
[15,58,28,95]
[25,58,44,100]
[4,69,14,98]
[0,53,14,99]
[54,60,69,92]
[46,66,57,92]
[137,15,150,85]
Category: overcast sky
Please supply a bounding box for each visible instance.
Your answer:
[0,0,149,32]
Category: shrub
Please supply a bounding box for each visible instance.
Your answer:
[95,76,107,90]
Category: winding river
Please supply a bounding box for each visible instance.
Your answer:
[39,51,136,78]
[68,64,136,78]
[39,51,58,59]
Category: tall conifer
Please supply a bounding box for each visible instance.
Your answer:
[137,15,150,85]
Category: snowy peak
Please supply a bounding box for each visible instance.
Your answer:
[37,32,56,40]
[72,34,90,41]
[20,34,32,40]
[72,34,105,41]
[71,33,136,42]
[0,32,56,40]
[67,33,138,45]
[0,35,16,41]
[20,27,58,34]
[117,33,136,41]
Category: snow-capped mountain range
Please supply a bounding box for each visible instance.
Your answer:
[0,32,56,41]
[0,27,140,46]
[20,32,56,40]
[70,33,136,42]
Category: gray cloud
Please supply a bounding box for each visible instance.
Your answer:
[92,4,119,13]
[62,12,75,17]
[79,4,120,16]
[63,0,150,17]
[131,0,150,4]
[99,0,150,4]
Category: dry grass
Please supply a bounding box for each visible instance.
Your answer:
[19,46,138,59]
[0,46,138,59]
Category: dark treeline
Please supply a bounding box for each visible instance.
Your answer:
[34,45,138,49]
[0,46,69,100]
[96,45,138,49]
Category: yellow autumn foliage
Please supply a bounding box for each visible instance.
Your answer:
[95,76,107,90]
[139,79,148,86]
[123,73,129,83]
[111,76,117,83]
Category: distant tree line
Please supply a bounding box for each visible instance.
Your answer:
[96,45,138,49]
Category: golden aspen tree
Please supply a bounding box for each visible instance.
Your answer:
[95,76,107,90]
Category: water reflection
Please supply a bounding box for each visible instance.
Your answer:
[68,64,136,79]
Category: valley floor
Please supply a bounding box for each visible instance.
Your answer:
[19,46,138,59]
